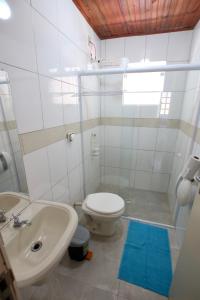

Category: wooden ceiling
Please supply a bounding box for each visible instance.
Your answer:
[73,0,200,39]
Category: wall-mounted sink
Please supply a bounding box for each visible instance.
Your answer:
[1,200,78,287]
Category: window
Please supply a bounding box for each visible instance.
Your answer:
[160,92,171,115]
[123,60,166,106]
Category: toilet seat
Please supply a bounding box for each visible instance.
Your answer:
[85,193,124,215]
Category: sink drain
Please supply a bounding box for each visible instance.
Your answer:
[31,241,42,252]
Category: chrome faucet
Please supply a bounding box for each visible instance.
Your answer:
[0,209,6,223]
[11,213,31,228]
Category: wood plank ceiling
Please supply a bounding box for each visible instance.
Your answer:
[73,0,200,39]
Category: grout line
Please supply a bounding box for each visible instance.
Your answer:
[30,3,91,58]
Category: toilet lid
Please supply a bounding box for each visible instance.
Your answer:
[86,193,124,214]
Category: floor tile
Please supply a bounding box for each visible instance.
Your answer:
[118,280,167,300]
[82,286,117,300]
[98,185,172,225]
[20,217,179,300]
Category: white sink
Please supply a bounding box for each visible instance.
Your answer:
[1,200,78,287]
[0,192,30,228]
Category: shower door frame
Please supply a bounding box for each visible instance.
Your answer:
[77,62,200,225]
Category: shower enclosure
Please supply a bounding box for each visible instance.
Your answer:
[79,62,200,227]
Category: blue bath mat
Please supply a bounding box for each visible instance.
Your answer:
[118,221,172,297]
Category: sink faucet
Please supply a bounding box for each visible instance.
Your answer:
[0,209,6,223]
[11,213,31,228]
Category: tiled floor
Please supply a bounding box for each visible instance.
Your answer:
[98,185,172,225]
[20,219,179,300]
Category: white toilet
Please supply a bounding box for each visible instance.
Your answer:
[82,193,125,236]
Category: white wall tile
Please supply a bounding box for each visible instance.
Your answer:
[9,129,21,153]
[164,70,187,92]
[134,171,151,190]
[104,95,122,117]
[6,66,43,133]
[181,89,197,124]
[23,148,51,199]
[167,31,193,62]
[103,166,120,186]
[151,173,170,193]
[31,0,58,26]
[168,92,183,119]
[57,0,89,53]
[122,104,140,118]
[156,128,177,152]
[132,128,139,149]
[40,189,53,201]
[136,150,154,171]
[119,169,130,188]
[62,82,79,124]
[153,151,174,173]
[32,10,61,78]
[59,33,87,74]
[66,134,82,171]
[52,176,70,204]
[105,38,125,61]
[190,26,200,63]
[84,96,100,120]
[120,149,132,169]
[0,0,101,201]
[131,150,137,169]
[39,76,63,128]
[129,171,135,188]
[104,126,121,147]
[121,127,133,149]
[103,75,123,92]
[47,140,67,185]
[105,147,120,168]
[68,164,82,199]
[146,33,168,61]
[139,104,160,118]
[125,36,145,62]
[137,128,157,150]
[0,0,37,72]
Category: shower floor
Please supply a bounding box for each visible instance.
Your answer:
[97,184,172,225]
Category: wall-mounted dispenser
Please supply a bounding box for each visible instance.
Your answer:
[173,155,200,225]
[176,155,200,207]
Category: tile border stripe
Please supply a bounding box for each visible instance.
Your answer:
[19,118,197,155]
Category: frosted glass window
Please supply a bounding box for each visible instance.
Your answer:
[123,60,166,105]
[160,92,171,115]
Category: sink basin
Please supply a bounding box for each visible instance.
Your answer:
[0,192,30,228]
[1,200,78,287]
[0,194,20,211]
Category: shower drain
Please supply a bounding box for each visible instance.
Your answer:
[31,241,42,252]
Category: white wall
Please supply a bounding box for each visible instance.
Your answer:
[170,21,200,246]
[0,71,27,193]
[0,0,100,204]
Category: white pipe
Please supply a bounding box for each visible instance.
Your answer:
[78,63,200,76]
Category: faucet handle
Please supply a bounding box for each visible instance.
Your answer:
[10,213,20,221]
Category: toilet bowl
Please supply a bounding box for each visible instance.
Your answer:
[82,193,125,236]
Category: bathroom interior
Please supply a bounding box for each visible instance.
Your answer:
[0,0,200,299]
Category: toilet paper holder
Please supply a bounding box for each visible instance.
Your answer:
[66,132,75,143]
[0,152,11,172]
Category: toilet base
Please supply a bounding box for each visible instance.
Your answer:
[84,214,118,236]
